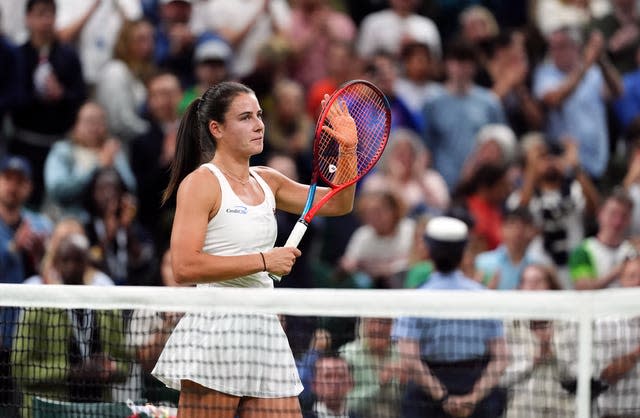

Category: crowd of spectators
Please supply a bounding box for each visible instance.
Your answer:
[3,0,640,416]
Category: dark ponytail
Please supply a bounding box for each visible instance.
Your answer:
[162,81,255,205]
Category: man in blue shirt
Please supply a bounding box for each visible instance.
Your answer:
[0,155,52,416]
[393,216,507,418]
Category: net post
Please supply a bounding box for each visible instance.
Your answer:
[576,301,593,418]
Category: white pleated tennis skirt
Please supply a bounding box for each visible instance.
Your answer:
[152,312,303,398]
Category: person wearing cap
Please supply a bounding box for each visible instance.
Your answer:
[0,154,52,416]
[178,33,232,115]
[392,216,507,418]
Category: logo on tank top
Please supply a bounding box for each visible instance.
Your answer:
[226,205,248,215]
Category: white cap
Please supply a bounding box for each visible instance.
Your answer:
[194,38,232,63]
[476,123,517,163]
[425,216,468,242]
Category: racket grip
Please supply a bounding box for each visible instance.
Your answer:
[269,220,308,282]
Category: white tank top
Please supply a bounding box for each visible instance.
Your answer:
[198,163,277,288]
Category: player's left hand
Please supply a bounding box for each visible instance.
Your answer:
[322,97,358,150]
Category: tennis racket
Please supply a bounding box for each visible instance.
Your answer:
[270,79,391,281]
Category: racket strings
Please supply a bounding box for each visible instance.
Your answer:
[317,84,389,186]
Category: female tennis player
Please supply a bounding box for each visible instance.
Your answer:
[152,81,358,418]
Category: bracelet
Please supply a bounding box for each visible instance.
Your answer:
[259,252,267,272]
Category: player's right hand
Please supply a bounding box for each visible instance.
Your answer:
[264,247,301,276]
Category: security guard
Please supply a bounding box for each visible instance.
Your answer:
[393,216,508,418]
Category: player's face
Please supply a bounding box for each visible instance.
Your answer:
[217,93,264,156]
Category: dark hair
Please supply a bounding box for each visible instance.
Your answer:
[26,0,55,13]
[602,186,634,212]
[162,81,255,204]
[426,239,467,273]
[444,39,477,63]
[454,163,508,198]
[519,263,563,291]
[503,206,534,224]
[83,167,128,218]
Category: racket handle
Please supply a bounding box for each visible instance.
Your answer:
[269,220,308,282]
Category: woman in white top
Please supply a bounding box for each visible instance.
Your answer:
[152,81,358,417]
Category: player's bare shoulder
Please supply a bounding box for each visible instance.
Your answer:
[253,165,289,187]
[177,166,222,217]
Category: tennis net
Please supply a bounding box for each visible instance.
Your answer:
[1,284,639,418]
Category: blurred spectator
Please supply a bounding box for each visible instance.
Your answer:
[239,36,292,131]
[83,167,156,286]
[363,51,421,133]
[43,101,136,223]
[455,163,511,251]
[298,328,333,413]
[339,317,403,418]
[263,79,313,181]
[0,154,51,417]
[458,5,499,49]
[507,134,599,288]
[340,190,416,289]
[306,40,358,120]
[475,207,539,289]
[533,27,623,181]
[24,217,114,286]
[0,155,52,283]
[362,128,449,216]
[95,18,156,144]
[0,0,29,45]
[190,0,291,79]
[501,263,574,418]
[0,18,22,149]
[592,255,640,417]
[423,40,506,190]
[393,216,507,418]
[305,354,356,418]
[287,0,356,89]
[588,0,640,74]
[613,46,640,130]
[476,31,544,136]
[569,188,635,290]
[12,234,130,416]
[461,123,518,186]
[533,0,598,36]
[54,0,142,87]
[395,40,443,133]
[357,0,441,60]
[623,120,640,234]
[155,0,196,87]
[178,33,231,115]
[10,0,86,209]
[130,72,182,251]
